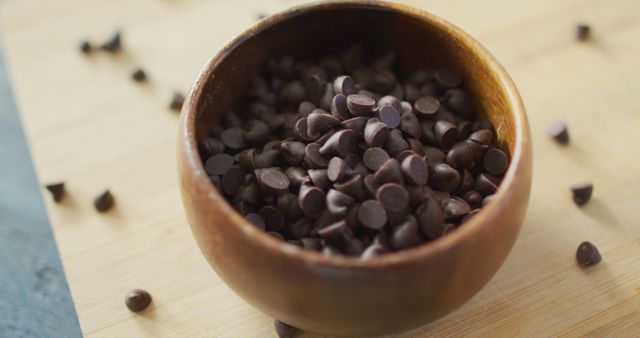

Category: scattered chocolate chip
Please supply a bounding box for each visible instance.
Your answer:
[364,118,390,147]
[274,320,300,338]
[169,92,185,111]
[378,105,401,128]
[571,183,593,206]
[79,40,92,54]
[131,68,147,82]
[390,216,420,250]
[100,30,121,52]
[375,158,403,184]
[576,23,591,41]
[376,183,409,213]
[435,120,459,149]
[430,163,461,193]
[326,189,355,216]
[125,289,152,312]
[298,183,326,217]
[576,241,601,266]
[362,147,389,171]
[547,121,570,145]
[401,154,428,185]
[45,182,65,202]
[327,157,349,182]
[94,189,115,212]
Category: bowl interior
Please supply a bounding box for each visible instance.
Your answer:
[192,3,516,157]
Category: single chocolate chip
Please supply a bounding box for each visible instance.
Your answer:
[326,189,355,216]
[254,150,281,168]
[406,184,426,207]
[307,110,340,139]
[378,105,401,128]
[576,241,601,266]
[435,120,459,149]
[274,320,300,338]
[294,118,310,141]
[445,89,474,118]
[222,166,247,195]
[298,183,326,217]
[571,183,593,206]
[333,174,366,201]
[384,129,410,155]
[363,174,380,197]
[125,289,152,312]
[318,220,353,248]
[259,169,290,195]
[245,213,266,230]
[455,169,474,196]
[435,68,462,88]
[308,169,331,191]
[357,200,387,229]
[238,180,262,204]
[200,138,226,158]
[327,157,349,182]
[243,119,271,146]
[304,143,329,169]
[347,94,376,116]
[205,153,234,176]
[131,68,147,82]
[376,183,409,213]
[483,148,509,175]
[298,101,316,116]
[361,243,385,260]
[352,162,370,179]
[399,112,421,139]
[318,83,335,110]
[417,198,445,238]
[458,120,473,139]
[464,190,483,208]
[280,80,306,104]
[414,96,440,115]
[334,75,356,96]
[284,167,307,191]
[278,192,304,220]
[443,197,472,222]
[287,218,313,239]
[313,129,337,147]
[430,163,461,192]
[341,116,369,137]
[169,92,185,111]
[344,154,360,169]
[431,190,451,207]
[331,94,351,119]
[220,127,246,151]
[401,154,428,185]
[260,206,285,231]
[547,121,570,145]
[424,146,446,165]
[79,40,92,54]
[475,173,498,196]
[364,119,390,147]
[469,129,494,145]
[94,189,115,212]
[319,129,356,157]
[447,141,476,169]
[421,120,437,145]
[100,30,121,52]
[396,150,417,164]
[390,216,420,250]
[375,158,404,185]
[279,141,305,166]
[377,95,403,112]
[45,182,65,202]
[363,147,389,171]
[576,23,591,41]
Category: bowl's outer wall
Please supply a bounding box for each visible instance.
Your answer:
[178,2,532,336]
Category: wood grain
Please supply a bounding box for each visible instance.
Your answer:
[2,0,639,336]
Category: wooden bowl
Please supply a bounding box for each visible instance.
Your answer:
[178,1,532,336]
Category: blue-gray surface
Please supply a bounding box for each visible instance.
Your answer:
[0,42,82,337]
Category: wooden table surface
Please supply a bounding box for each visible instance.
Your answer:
[2,0,639,336]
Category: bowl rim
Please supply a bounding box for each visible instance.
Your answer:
[180,0,530,269]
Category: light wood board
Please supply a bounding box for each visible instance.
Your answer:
[2,0,640,336]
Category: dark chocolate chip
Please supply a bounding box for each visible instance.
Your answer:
[547,121,570,145]
[357,200,387,229]
[347,94,376,116]
[390,216,420,250]
[259,169,290,194]
[401,154,428,185]
[396,150,417,164]
[274,320,300,338]
[376,183,409,213]
[125,289,152,312]
[424,146,446,166]
[360,243,385,260]
[414,96,440,115]
[279,141,306,166]
[399,112,421,139]
[384,129,410,155]
[260,205,285,231]
[245,213,266,230]
[327,157,349,182]
[430,163,461,193]
[254,150,281,168]
[576,241,601,266]
[319,129,356,157]
[483,148,509,175]
[341,116,369,137]
[94,189,115,212]
[318,220,353,248]
[445,89,474,118]
[222,166,247,195]
[200,138,226,158]
[308,169,331,191]
[326,189,355,216]
[79,40,92,54]
[447,141,476,169]
[304,143,329,169]
[364,118,390,147]
[169,92,185,111]
[243,119,271,146]
[475,173,498,196]
[362,147,389,171]
[464,190,483,208]
[443,197,472,222]
[435,68,462,88]
[331,94,351,119]
[435,120,459,149]
[417,198,445,238]
[571,183,593,206]
[378,105,401,128]
[298,183,326,217]
[307,110,340,139]
[374,159,404,185]
[284,167,307,191]
[333,75,356,96]
[298,101,316,116]
[221,127,247,151]
[333,174,366,201]
[469,129,494,145]
[100,30,121,52]
[205,153,234,176]
[363,174,380,197]
[131,68,147,82]
[576,23,591,41]
[45,182,65,202]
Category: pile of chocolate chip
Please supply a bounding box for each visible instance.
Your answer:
[199,46,509,259]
